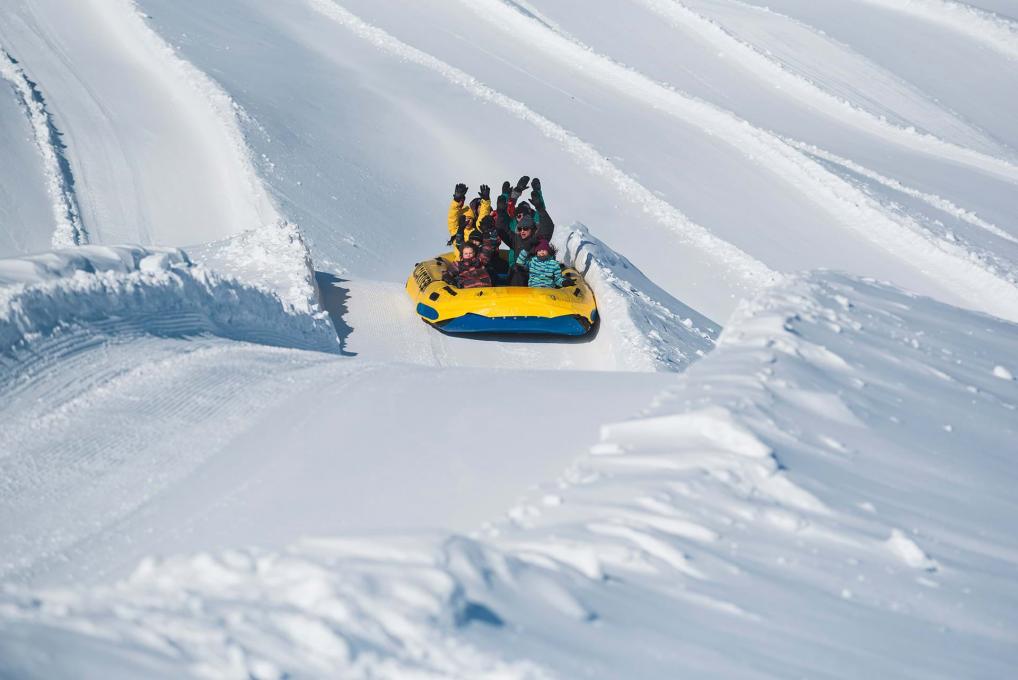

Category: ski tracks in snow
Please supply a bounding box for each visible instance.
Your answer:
[636,0,1013,160]
[0,48,84,248]
[853,0,1018,61]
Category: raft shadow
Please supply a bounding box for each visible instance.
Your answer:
[314,271,357,357]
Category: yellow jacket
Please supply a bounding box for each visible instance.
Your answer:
[447,198,491,242]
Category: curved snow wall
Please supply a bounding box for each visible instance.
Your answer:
[557,224,719,371]
[0,243,338,375]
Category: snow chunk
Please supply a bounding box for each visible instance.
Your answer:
[992,365,1014,381]
[886,530,938,572]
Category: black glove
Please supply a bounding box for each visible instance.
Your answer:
[515,176,530,193]
[531,177,541,192]
[453,183,467,201]
[531,188,544,209]
[478,184,490,201]
[501,181,511,196]
[446,234,457,246]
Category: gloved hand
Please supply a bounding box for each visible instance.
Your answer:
[446,234,457,246]
[478,184,490,201]
[501,180,511,196]
[511,177,528,201]
[530,177,544,208]
[453,183,467,201]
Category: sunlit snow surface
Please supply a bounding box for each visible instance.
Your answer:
[1,0,1017,677]
[3,272,1016,678]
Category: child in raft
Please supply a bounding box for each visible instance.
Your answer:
[515,239,567,288]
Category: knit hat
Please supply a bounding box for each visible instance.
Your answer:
[516,201,532,215]
[518,214,536,232]
[534,239,551,254]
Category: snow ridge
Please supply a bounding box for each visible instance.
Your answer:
[856,0,1018,61]
[636,0,1012,160]
[307,0,776,298]
[559,224,719,371]
[0,48,85,248]
[787,138,1018,245]
[0,245,337,372]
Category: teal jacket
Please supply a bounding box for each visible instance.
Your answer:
[516,251,565,288]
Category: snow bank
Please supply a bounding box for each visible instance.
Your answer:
[0,48,84,248]
[4,270,1016,677]
[0,243,337,364]
[186,220,322,316]
[558,224,718,371]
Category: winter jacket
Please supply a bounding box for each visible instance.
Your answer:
[516,251,565,288]
[447,198,492,243]
[444,240,495,288]
[497,189,555,265]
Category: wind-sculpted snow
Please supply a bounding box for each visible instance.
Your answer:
[0,49,84,248]
[3,271,1015,678]
[0,243,337,370]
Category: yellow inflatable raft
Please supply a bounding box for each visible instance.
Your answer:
[406,252,598,335]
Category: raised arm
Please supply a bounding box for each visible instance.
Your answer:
[447,183,467,236]
[531,177,555,239]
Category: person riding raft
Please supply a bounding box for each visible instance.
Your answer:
[516,239,569,288]
[443,217,497,288]
[494,176,555,285]
[447,183,491,258]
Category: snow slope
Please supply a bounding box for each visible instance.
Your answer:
[1,0,1017,677]
[0,0,277,246]
[3,272,1015,678]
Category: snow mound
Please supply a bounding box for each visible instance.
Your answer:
[559,224,719,371]
[0,244,337,366]
[186,220,323,316]
[4,270,1016,677]
[0,537,558,679]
